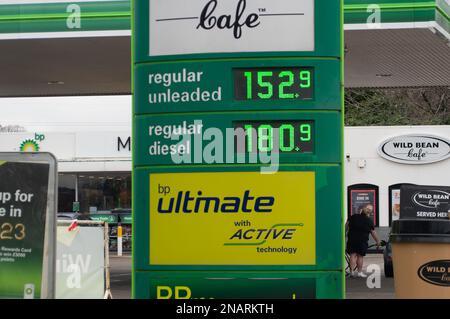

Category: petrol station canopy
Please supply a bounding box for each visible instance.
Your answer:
[0,0,449,97]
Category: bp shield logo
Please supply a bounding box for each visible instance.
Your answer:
[19,133,45,152]
[20,139,40,152]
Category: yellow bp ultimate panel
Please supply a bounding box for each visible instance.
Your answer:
[149,171,315,265]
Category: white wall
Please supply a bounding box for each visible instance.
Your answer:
[0,131,131,172]
[0,95,132,171]
[344,126,450,227]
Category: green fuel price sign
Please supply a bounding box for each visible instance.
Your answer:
[134,59,340,114]
[133,0,344,299]
[234,68,314,100]
[134,112,341,166]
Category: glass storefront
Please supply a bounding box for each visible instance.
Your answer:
[58,172,132,251]
[58,172,131,213]
[58,173,77,212]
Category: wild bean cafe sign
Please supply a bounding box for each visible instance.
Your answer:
[149,0,314,56]
[378,134,450,164]
[400,185,450,220]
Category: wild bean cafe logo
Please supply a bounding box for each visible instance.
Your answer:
[19,133,45,152]
[157,185,301,255]
[154,0,307,39]
[378,134,450,164]
[418,260,450,287]
[149,0,314,55]
[412,190,450,209]
[196,0,260,39]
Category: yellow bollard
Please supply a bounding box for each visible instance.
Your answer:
[117,225,123,257]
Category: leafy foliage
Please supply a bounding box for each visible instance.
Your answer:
[345,87,450,126]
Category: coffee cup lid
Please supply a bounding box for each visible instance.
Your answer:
[390,219,450,244]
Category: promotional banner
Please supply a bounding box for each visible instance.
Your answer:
[56,225,105,299]
[400,185,450,219]
[0,155,55,299]
[90,214,118,224]
[149,171,315,265]
[349,188,377,226]
[391,189,401,222]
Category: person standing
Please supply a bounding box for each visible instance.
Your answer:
[346,204,380,278]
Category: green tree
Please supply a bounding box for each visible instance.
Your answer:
[345,87,450,126]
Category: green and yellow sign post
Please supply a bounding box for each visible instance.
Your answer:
[133,0,344,299]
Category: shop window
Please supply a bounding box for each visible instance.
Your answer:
[78,172,131,213]
[347,184,379,227]
[388,183,416,226]
[58,173,76,212]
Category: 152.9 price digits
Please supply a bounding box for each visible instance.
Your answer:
[234,67,314,101]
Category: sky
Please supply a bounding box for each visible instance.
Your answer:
[0,96,131,132]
